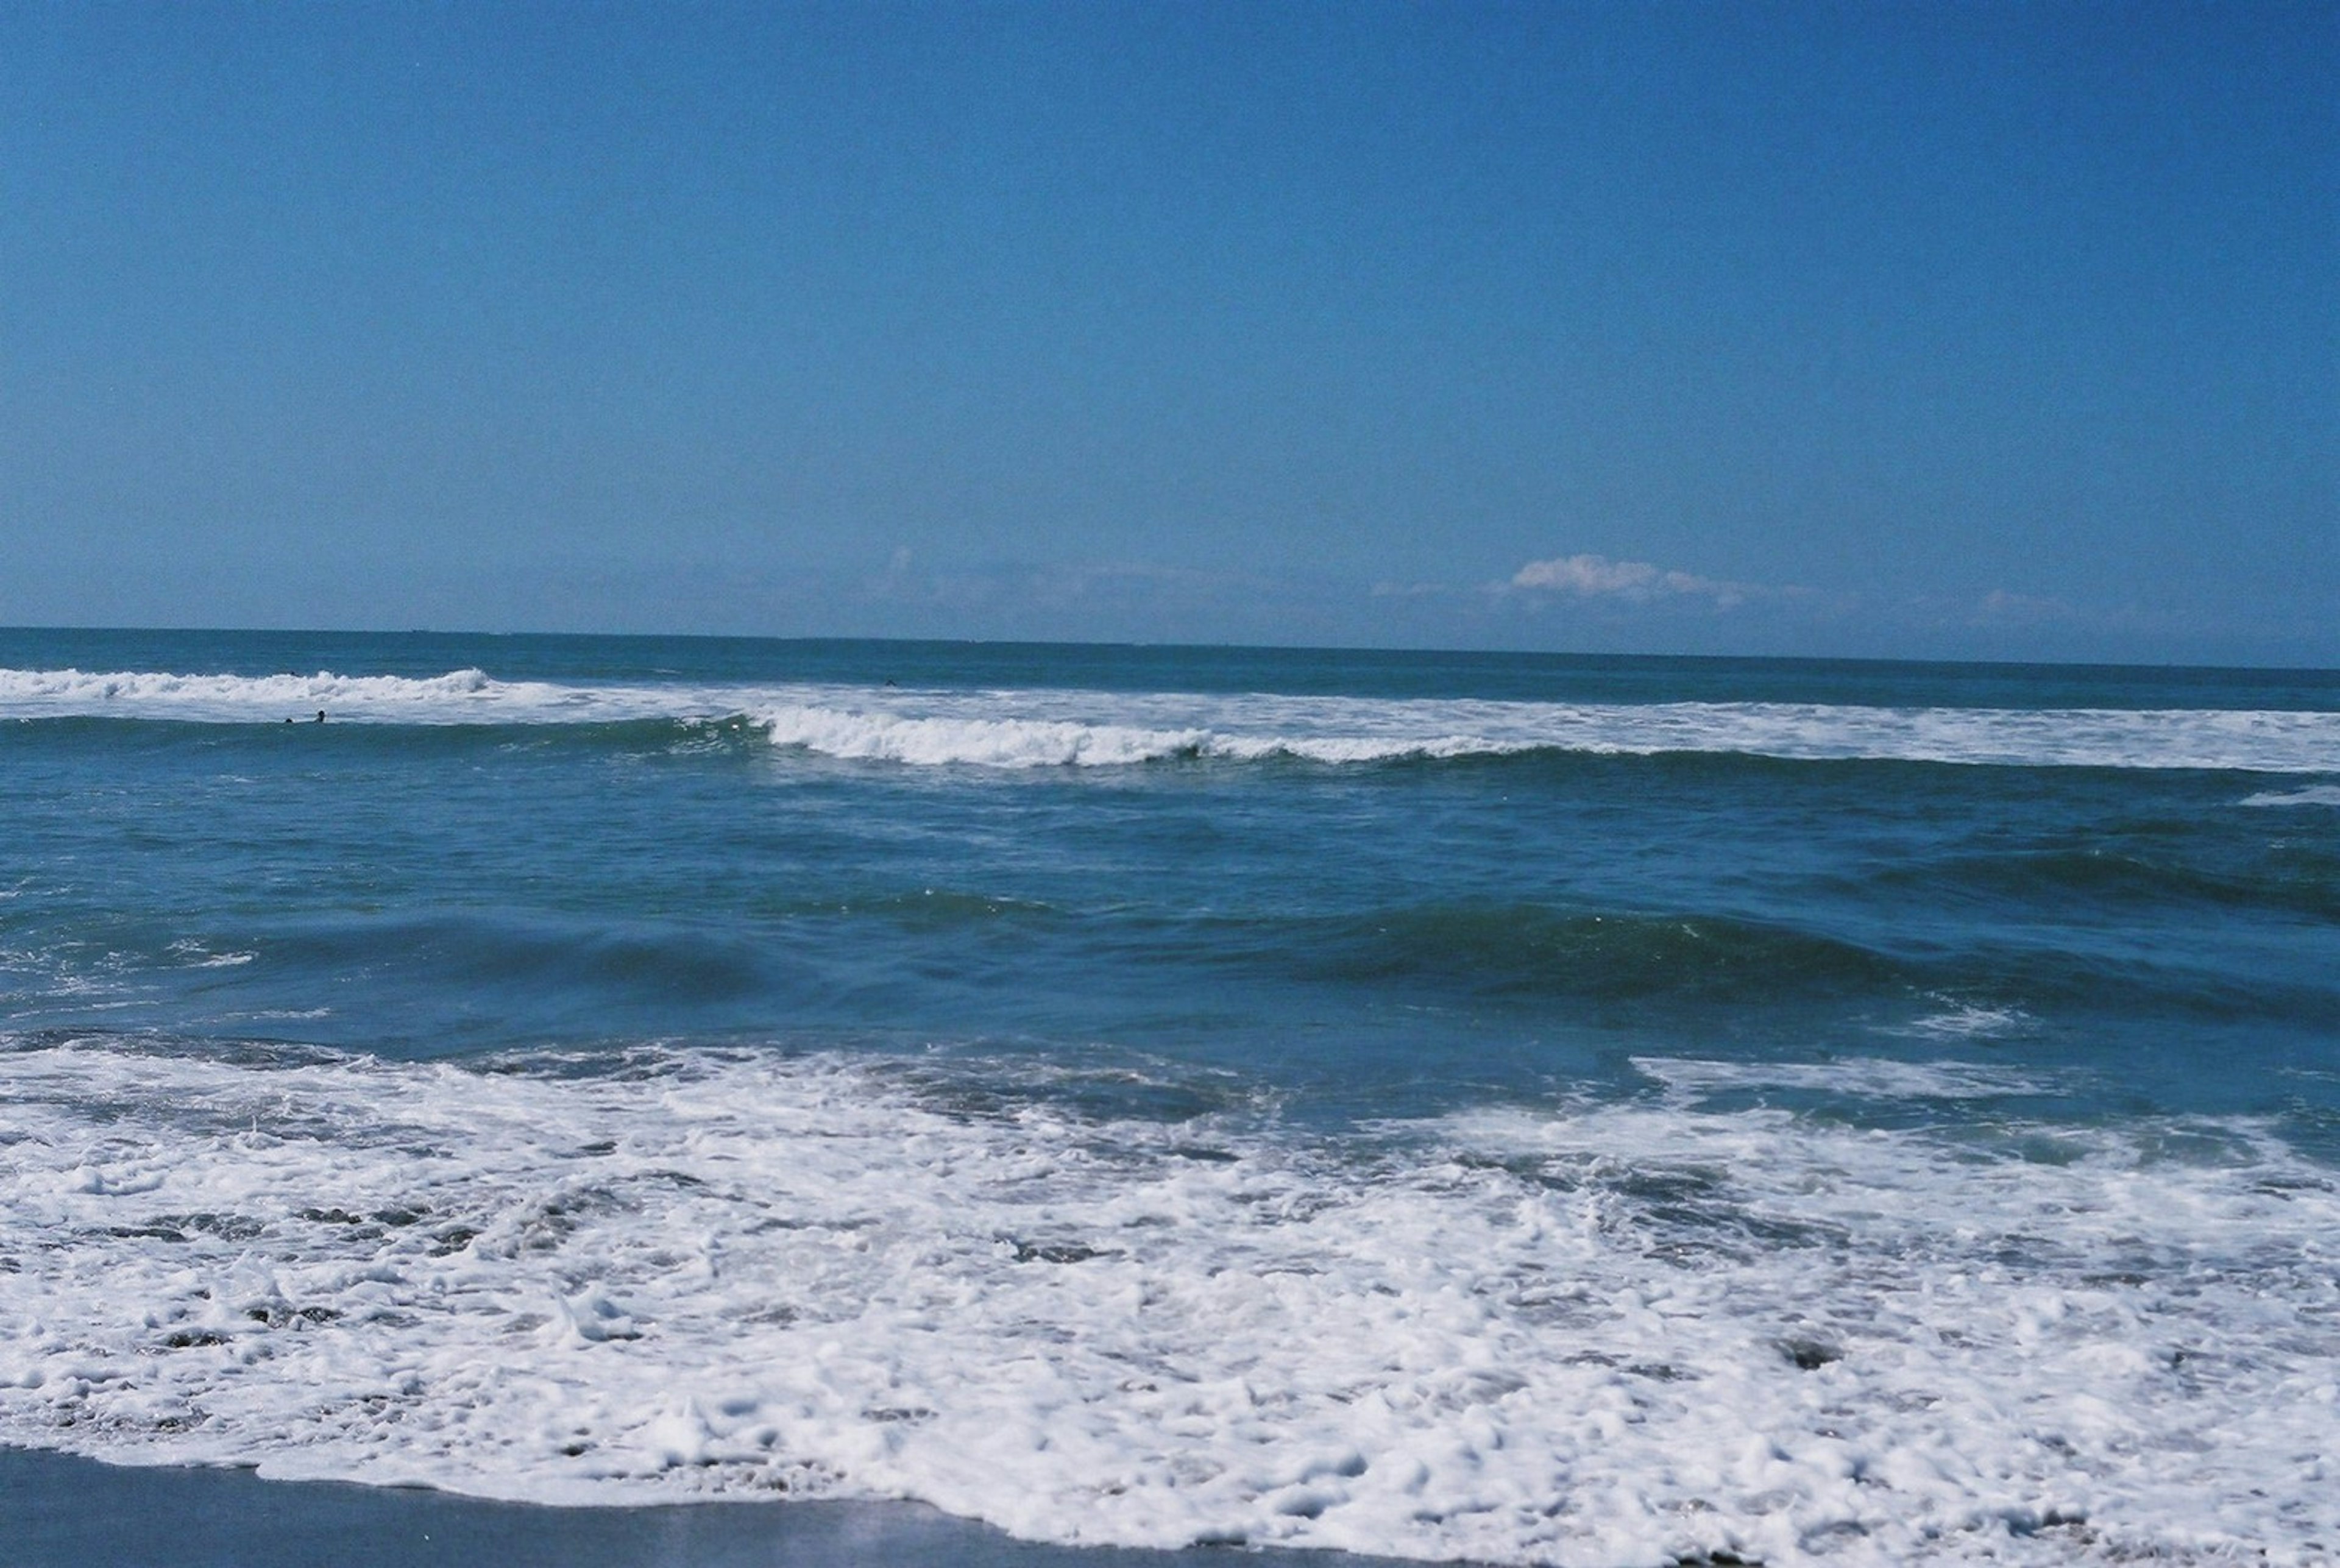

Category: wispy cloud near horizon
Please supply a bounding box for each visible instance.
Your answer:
[1504,554,1779,609]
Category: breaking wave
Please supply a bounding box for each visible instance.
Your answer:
[2242,784,2340,807]
[5,665,2338,773]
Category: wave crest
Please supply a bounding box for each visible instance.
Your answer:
[759,704,1211,768]
[2241,784,2340,807]
[4,665,2336,773]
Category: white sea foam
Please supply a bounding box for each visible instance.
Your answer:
[2241,784,2340,807]
[4,664,2337,775]
[757,704,1213,768]
[1633,1054,2054,1101]
[0,665,539,725]
[1884,1005,2034,1043]
[1,1040,2332,1565]
[754,691,2340,775]
[165,941,255,970]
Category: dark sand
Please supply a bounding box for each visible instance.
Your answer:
[1,1447,1432,1567]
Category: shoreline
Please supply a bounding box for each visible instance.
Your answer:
[0,1446,1431,1568]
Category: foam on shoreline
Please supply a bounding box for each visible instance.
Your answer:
[4,1038,2333,1565]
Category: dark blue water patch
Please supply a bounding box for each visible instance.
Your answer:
[0,915,782,1057]
[1271,904,1906,1001]
[1862,847,2340,936]
[1963,937,2340,1027]
[1169,890,2339,1037]
[767,888,1066,930]
[272,913,771,1001]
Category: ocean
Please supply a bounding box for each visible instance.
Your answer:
[1,628,2334,1566]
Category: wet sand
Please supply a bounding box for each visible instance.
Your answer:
[1,1447,1429,1567]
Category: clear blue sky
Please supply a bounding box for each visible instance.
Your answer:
[4,1,2333,663]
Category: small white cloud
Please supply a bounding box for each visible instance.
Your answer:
[1506,553,1759,608]
[862,555,1262,612]
[1973,588,2076,623]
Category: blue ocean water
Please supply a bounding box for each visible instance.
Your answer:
[3,630,2335,1565]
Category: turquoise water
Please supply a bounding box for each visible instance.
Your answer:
[3,630,2335,1565]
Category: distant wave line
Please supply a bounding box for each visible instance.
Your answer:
[3,665,2336,773]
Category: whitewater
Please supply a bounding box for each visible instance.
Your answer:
[5,1037,2334,1567]
[4,664,2338,773]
